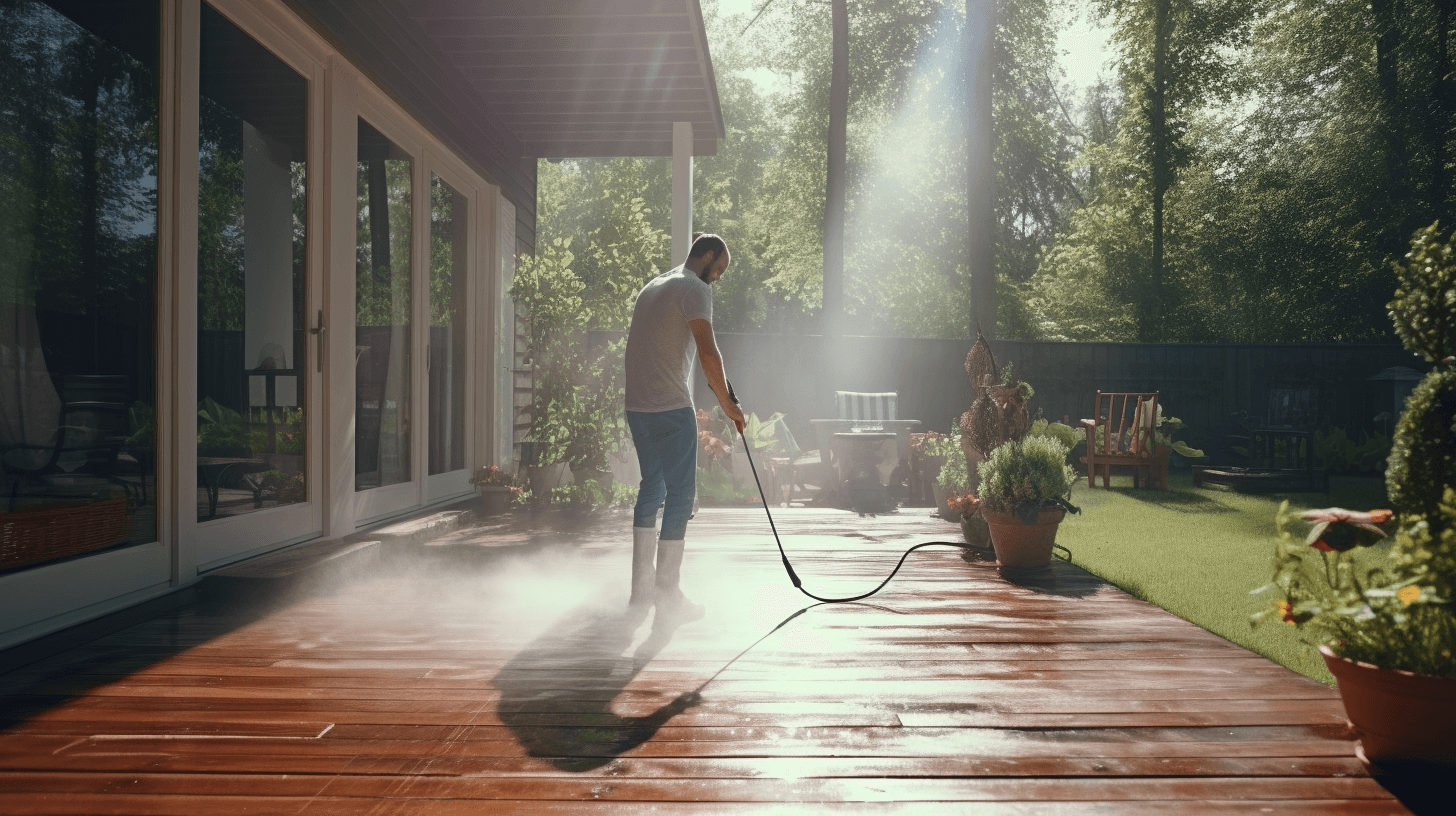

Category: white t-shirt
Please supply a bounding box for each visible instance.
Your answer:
[624,265,713,412]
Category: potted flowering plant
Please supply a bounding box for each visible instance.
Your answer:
[1252,223,1456,770]
[469,465,522,515]
[946,491,989,548]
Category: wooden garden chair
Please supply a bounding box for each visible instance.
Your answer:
[1078,391,1159,489]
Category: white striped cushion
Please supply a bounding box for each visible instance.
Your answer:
[835,391,897,422]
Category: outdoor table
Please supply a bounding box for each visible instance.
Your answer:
[197,457,268,519]
[831,431,897,511]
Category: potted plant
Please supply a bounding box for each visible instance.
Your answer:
[470,465,521,515]
[947,491,989,548]
[1251,222,1456,771]
[934,446,971,521]
[976,434,1080,569]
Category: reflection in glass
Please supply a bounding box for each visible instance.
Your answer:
[196,3,307,521]
[356,119,412,491]
[0,1,159,571]
[428,174,466,476]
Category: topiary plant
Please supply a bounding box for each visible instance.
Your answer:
[1385,223,1456,531]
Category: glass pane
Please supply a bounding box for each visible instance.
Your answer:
[0,0,159,572]
[356,119,412,491]
[196,4,308,521]
[428,174,466,476]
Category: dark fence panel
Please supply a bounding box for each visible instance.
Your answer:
[587,331,1424,464]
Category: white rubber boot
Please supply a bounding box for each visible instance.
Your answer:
[654,539,704,623]
[622,527,657,628]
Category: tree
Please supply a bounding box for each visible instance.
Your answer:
[966,0,995,338]
[823,0,849,338]
[1096,0,1253,341]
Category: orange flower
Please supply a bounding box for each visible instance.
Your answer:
[1398,586,1421,606]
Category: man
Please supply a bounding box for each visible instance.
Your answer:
[623,233,745,624]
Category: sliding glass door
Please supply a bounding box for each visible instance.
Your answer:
[426,171,469,498]
[191,2,321,568]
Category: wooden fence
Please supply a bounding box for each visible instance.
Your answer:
[586,332,1423,462]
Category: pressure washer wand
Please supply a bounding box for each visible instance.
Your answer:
[726,380,801,588]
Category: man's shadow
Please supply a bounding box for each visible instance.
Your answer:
[490,602,701,771]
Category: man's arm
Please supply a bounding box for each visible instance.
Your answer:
[690,318,745,434]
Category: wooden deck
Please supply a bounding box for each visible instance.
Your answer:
[0,507,1412,814]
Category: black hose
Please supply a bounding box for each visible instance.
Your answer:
[735,426,984,603]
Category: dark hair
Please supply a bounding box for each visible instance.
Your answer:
[688,233,728,261]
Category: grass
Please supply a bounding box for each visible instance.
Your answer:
[1055,470,1391,685]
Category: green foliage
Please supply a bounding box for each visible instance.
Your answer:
[1391,224,1456,365]
[917,433,962,459]
[510,240,589,466]
[1135,403,1206,459]
[976,434,1078,520]
[196,397,249,457]
[609,481,638,508]
[696,465,756,505]
[1026,418,1079,452]
[935,447,970,494]
[1387,367,1456,524]
[549,479,612,512]
[1386,224,1456,526]
[1314,427,1392,474]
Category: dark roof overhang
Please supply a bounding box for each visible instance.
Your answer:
[294,0,723,163]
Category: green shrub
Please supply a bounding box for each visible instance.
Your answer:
[936,447,970,494]
[1386,223,1456,528]
[976,434,1077,521]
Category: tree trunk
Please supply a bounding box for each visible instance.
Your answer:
[367,159,391,290]
[1145,0,1171,344]
[82,66,102,370]
[823,0,849,340]
[966,0,996,339]
[1371,0,1405,233]
[1434,0,1454,223]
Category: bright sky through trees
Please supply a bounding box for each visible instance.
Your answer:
[716,0,1113,97]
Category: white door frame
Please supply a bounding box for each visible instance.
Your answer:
[424,152,483,502]
[181,0,326,573]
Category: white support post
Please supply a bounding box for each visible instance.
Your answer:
[672,121,693,264]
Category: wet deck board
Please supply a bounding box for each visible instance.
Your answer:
[0,507,1410,814]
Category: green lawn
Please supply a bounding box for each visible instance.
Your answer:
[1055,470,1390,685]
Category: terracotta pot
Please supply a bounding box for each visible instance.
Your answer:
[478,485,513,516]
[983,507,1066,568]
[959,513,990,548]
[1319,645,1456,768]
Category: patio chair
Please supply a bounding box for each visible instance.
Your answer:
[1079,391,1159,489]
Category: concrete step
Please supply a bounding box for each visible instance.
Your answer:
[371,508,476,549]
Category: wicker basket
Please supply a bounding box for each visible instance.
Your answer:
[0,496,129,569]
